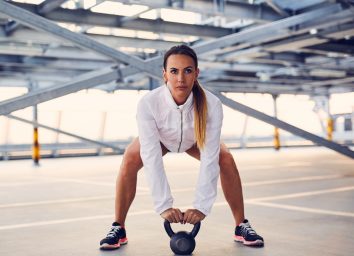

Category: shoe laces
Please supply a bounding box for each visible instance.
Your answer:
[240,222,256,236]
[107,225,121,238]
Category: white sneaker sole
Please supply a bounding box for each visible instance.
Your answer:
[234,235,264,246]
[100,238,128,250]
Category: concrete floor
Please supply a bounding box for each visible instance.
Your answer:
[0,147,353,256]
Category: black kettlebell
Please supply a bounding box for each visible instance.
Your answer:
[164,219,201,255]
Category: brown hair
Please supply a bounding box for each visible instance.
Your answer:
[163,45,208,149]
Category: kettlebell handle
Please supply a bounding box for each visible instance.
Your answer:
[164,219,175,237]
[164,219,201,238]
[190,221,201,238]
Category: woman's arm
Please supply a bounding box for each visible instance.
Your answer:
[137,99,174,215]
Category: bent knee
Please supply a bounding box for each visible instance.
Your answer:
[219,147,234,168]
[121,142,142,172]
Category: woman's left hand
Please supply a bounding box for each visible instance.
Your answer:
[183,209,205,225]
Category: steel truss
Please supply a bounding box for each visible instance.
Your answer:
[0,1,353,159]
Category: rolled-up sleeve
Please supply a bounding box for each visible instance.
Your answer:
[193,100,223,216]
[136,99,173,214]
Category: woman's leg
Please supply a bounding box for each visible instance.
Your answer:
[185,143,245,226]
[115,138,169,226]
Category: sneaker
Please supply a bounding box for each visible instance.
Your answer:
[234,219,264,246]
[99,222,128,250]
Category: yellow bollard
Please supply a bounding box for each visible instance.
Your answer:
[327,118,334,141]
[32,127,40,165]
[274,127,280,150]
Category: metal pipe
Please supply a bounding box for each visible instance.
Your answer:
[210,89,354,159]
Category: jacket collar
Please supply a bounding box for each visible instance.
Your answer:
[164,85,194,111]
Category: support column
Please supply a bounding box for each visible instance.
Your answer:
[30,83,40,166]
[3,117,11,161]
[98,111,107,155]
[326,95,334,141]
[32,104,40,166]
[214,0,225,13]
[52,110,62,157]
[240,115,249,149]
[272,94,280,150]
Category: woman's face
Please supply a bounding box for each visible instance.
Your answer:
[163,54,199,105]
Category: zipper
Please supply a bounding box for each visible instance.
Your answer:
[177,108,183,152]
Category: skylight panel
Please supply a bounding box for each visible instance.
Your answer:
[91,1,148,16]
[136,31,159,40]
[12,0,44,4]
[118,46,156,54]
[139,9,158,20]
[86,26,112,36]
[87,26,159,40]
[57,22,82,33]
[160,8,201,24]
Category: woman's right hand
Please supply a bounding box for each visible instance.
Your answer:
[160,208,184,223]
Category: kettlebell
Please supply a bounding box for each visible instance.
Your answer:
[164,219,201,255]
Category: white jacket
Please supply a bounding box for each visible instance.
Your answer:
[136,85,223,216]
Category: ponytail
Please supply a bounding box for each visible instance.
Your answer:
[192,80,208,149]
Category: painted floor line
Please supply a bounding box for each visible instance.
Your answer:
[1,172,341,187]
[243,174,342,187]
[241,165,274,170]
[1,185,354,230]
[138,174,344,193]
[0,180,63,187]
[0,175,346,208]
[0,214,114,230]
[281,162,312,167]
[0,207,171,230]
[247,201,354,217]
[36,178,116,187]
[0,188,189,209]
[0,195,114,209]
[249,186,354,202]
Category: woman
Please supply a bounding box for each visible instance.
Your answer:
[99,45,264,250]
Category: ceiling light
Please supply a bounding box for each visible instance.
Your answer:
[257,72,270,82]
[310,29,318,35]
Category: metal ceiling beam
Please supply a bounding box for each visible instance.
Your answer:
[302,76,354,87]
[7,114,122,152]
[3,20,21,36]
[271,0,327,12]
[0,43,108,61]
[37,0,68,14]
[1,28,178,55]
[8,2,232,38]
[0,54,111,71]
[263,0,289,17]
[211,8,354,61]
[0,0,161,78]
[0,66,121,115]
[3,0,68,36]
[91,0,282,21]
[0,3,345,116]
[185,0,281,21]
[193,4,342,54]
[205,80,299,89]
[0,78,62,87]
[217,23,354,80]
[307,42,354,55]
[216,9,354,61]
[1,2,344,67]
[209,89,354,159]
